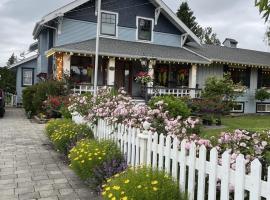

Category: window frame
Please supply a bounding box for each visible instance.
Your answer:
[231,102,245,113]
[100,10,118,38]
[21,68,34,87]
[256,102,270,113]
[136,16,154,43]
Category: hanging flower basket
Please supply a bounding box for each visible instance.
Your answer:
[135,71,153,84]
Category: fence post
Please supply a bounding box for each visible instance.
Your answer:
[138,131,148,165]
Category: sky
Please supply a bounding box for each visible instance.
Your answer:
[0,0,268,66]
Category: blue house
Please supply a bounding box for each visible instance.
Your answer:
[10,0,270,113]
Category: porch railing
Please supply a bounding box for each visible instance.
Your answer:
[142,86,202,99]
[71,84,114,94]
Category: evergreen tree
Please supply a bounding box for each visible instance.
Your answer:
[177,2,221,45]
[6,53,17,67]
[0,67,16,93]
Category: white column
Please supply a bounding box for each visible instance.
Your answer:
[189,64,197,98]
[63,54,71,76]
[148,60,155,87]
[107,57,115,86]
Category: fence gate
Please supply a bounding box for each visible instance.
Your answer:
[5,93,17,107]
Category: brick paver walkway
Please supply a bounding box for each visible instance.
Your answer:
[0,108,100,200]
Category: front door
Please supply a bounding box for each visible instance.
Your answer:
[115,60,132,94]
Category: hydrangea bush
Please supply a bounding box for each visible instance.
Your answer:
[102,166,188,200]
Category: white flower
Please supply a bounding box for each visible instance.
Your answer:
[143,121,151,130]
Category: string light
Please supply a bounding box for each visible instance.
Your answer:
[56,53,64,80]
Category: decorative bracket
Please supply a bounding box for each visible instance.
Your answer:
[155,7,161,25]
[95,0,98,16]
[181,33,188,47]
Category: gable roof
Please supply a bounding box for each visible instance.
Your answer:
[33,0,200,44]
[186,42,270,68]
[47,38,209,64]
[9,54,38,69]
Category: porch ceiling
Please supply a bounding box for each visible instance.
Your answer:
[186,42,270,68]
[47,38,210,64]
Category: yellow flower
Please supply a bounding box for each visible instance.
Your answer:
[111,197,116,200]
[105,187,110,191]
[153,187,158,191]
[102,184,106,188]
[112,186,120,190]
[124,179,130,184]
[121,191,125,195]
[137,185,142,189]
[151,180,158,185]
[88,158,92,161]
[102,191,106,196]
[114,173,120,177]
[98,157,102,160]
[108,193,113,198]
[81,160,85,164]
[107,179,112,183]
[121,197,128,200]
[74,157,79,161]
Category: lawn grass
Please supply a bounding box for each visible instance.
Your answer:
[201,115,270,138]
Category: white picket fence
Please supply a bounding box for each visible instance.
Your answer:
[73,115,270,200]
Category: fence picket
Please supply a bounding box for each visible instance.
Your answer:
[152,132,158,169]
[267,167,270,200]
[158,134,165,171]
[135,129,140,166]
[127,127,132,164]
[221,151,231,200]
[123,125,128,157]
[179,140,187,193]
[188,142,196,200]
[208,148,218,200]
[120,124,124,153]
[171,138,179,179]
[197,145,207,200]
[234,154,245,200]
[165,135,171,174]
[131,128,136,166]
[250,159,262,200]
[147,132,152,166]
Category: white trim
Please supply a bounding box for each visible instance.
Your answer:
[136,16,154,43]
[100,10,119,39]
[257,103,270,113]
[231,102,245,113]
[9,54,38,69]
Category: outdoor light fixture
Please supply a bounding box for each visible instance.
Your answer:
[140,57,149,72]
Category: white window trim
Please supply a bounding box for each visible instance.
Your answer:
[22,68,34,87]
[100,10,119,39]
[257,103,270,113]
[136,16,154,43]
[231,102,244,113]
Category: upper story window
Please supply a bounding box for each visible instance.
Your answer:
[22,68,34,87]
[137,17,154,42]
[101,11,118,37]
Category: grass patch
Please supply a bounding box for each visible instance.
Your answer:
[201,115,270,138]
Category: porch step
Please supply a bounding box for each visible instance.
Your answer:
[132,98,146,105]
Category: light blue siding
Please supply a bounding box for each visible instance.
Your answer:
[15,59,37,104]
[38,31,49,74]
[56,18,182,47]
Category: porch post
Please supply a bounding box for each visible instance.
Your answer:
[189,64,197,98]
[63,54,71,76]
[148,59,155,87]
[107,57,115,86]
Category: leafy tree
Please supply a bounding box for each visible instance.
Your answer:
[255,88,270,101]
[0,67,16,93]
[256,0,270,22]
[6,53,17,67]
[177,2,221,45]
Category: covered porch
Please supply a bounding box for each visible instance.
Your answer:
[47,38,209,98]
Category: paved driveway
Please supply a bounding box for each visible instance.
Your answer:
[0,108,100,200]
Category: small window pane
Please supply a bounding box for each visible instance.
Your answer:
[232,103,244,112]
[266,104,270,112]
[257,104,266,112]
[101,12,116,36]
[23,69,33,86]
[138,18,152,41]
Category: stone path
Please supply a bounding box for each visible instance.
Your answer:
[0,108,100,200]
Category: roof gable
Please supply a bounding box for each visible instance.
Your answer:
[33,0,200,44]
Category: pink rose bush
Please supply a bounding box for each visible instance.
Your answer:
[68,93,94,116]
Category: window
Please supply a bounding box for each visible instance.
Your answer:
[231,102,244,113]
[101,11,117,36]
[22,68,34,87]
[257,103,270,113]
[137,17,153,42]
[258,69,270,88]
[227,67,250,87]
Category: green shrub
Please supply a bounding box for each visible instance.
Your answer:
[45,119,72,138]
[255,88,270,102]
[49,121,94,154]
[60,105,72,119]
[102,166,188,200]
[148,95,191,118]
[22,80,66,115]
[69,139,123,181]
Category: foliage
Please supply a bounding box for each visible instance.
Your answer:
[255,88,270,101]
[256,0,270,22]
[68,93,94,116]
[60,105,72,119]
[6,53,17,67]
[49,120,94,154]
[177,2,220,45]
[135,71,153,84]
[45,119,72,138]
[69,139,124,188]
[22,80,66,116]
[148,95,191,118]
[0,67,16,93]
[102,166,188,200]
[43,96,69,118]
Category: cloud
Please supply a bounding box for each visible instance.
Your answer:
[0,0,268,66]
